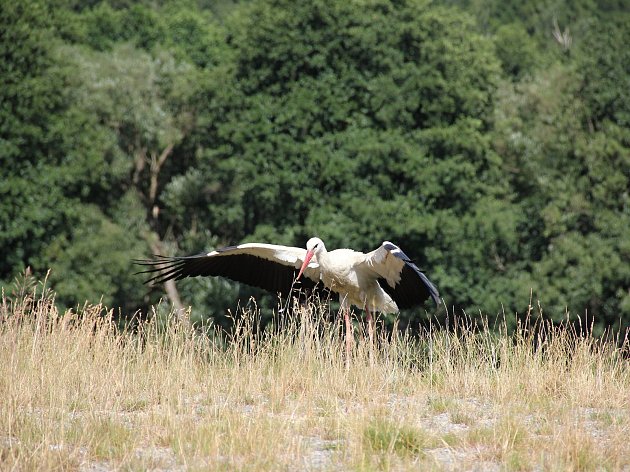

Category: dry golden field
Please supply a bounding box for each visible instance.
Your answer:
[1,276,629,471]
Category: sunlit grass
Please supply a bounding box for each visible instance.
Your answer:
[0,273,628,470]
[363,418,431,456]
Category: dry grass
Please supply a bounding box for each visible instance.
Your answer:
[1,275,629,471]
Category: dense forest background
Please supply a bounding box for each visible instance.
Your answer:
[1,0,629,333]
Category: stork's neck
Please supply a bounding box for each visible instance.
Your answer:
[312,244,328,268]
[314,246,327,264]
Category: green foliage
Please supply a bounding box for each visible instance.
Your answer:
[66,42,190,155]
[69,2,165,51]
[0,0,78,278]
[44,203,147,311]
[193,1,501,230]
[0,0,64,164]
[493,23,538,79]
[576,18,630,128]
[493,30,630,328]
[363,418,428,456]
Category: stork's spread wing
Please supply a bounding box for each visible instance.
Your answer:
[134,243,322,297]
[363,241,440,309]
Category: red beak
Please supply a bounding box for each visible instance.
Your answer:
[297,249,314,280]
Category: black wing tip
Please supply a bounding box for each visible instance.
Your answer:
[427,282,441,307]
[133,254,194,285]
[414,266,440,307]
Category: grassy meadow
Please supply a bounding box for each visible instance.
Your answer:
[1,278,629,471]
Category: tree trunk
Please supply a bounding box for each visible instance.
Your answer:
[149,239,188,324]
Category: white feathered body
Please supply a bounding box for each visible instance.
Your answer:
[316,248,398,313]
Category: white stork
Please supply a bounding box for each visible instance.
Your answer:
[136,237,439,356]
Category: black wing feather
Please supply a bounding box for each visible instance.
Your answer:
[134,252,320,299]
[377,244,440,309]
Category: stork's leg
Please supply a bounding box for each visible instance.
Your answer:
[365,305,375,364]
[343,306,352,370]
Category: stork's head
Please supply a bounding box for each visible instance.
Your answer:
[305,237,325,255]
[297,237,325,280]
